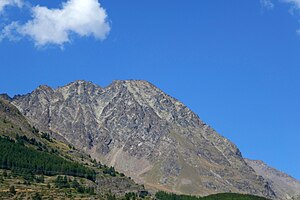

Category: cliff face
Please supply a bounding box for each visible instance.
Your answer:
[246,159,300,200]
[11,80,275,198]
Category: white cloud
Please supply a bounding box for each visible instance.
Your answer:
[0,0,23,12]
[283,0,300,8]
[282,0,300,34]
[1,0,110,47]
[260,0,275,10]
[0,21,21,41]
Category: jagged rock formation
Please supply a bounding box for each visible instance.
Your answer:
[246,159,300,200]
[11,80,276,198]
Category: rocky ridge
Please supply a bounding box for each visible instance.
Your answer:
[246,159,300,200]
[11,80,276,198]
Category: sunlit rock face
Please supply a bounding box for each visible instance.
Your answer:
[12,80,276,199]
[246,159,300,200]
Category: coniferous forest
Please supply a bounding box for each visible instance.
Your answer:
[155,191,269,200]
[0,136,96,181]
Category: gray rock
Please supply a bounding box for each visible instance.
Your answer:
[0,93,12,101]
[246,159,300,200]
[12,80,276,198]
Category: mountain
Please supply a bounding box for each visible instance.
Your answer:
[0,97,144,199]
[0,96,40,140]
[246,159,300,200]
[11,80,276,198]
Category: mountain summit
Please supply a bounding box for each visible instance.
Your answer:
[11,80,276,198]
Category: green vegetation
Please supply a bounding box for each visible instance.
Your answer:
[103,166,117,176]
[16,134,48,151]
[0,136,96,181]
[32,193,42,200]
[41,132,52,142]
[54,175,95,195]
[0,99,146,199]
[155,191,269,200]
[9,185,16,194]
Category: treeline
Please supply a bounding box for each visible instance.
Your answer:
[155,191,200,200]
[155,191,269,200]
[0,136,96,181]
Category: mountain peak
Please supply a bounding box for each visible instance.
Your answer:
[107,79,154,88]
[0,93,12,102]
[64,80,100,89]
[37,84,53,91]
[69,80,93,85]
[10,80,276,199]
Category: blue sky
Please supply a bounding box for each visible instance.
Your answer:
[0,0,300,179]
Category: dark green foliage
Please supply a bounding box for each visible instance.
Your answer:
[50,148,58,154]
[86,186,95,195]
[32,192,42,200]
[107,193,117,200]
[16,134,47,151]
[41,132,52,142]
[138,190,149,198]
[9,185,16,194]
[0,136,96,181]
[54,176,95,195]
[202,193,270,200]
[103,166,116,177]
[55,175,70,188]
[32,126,39,134]
[76,185,85,193]
[71,178,80,189]
[125,192,137,200]
[3,170,7,177]
[35,175,44,183]
[155,191,270,200]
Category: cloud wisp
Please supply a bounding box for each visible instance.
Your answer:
[283,0,300,8]
[0,0,23,13]
[260,0,275,10]
[282,0,300,34]
[1,0,110,47]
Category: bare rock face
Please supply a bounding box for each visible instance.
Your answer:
[0,93,12,102]
[12,80,276,198]
[246,159,300,200]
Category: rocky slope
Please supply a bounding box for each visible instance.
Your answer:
[0,97,143,198]
[246,159,300,200]
[11,80,276,198]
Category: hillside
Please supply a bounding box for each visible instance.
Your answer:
[0,98,273,200]
[10,80,276,198]
[0,97,144,199]
[246,159,300,200]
